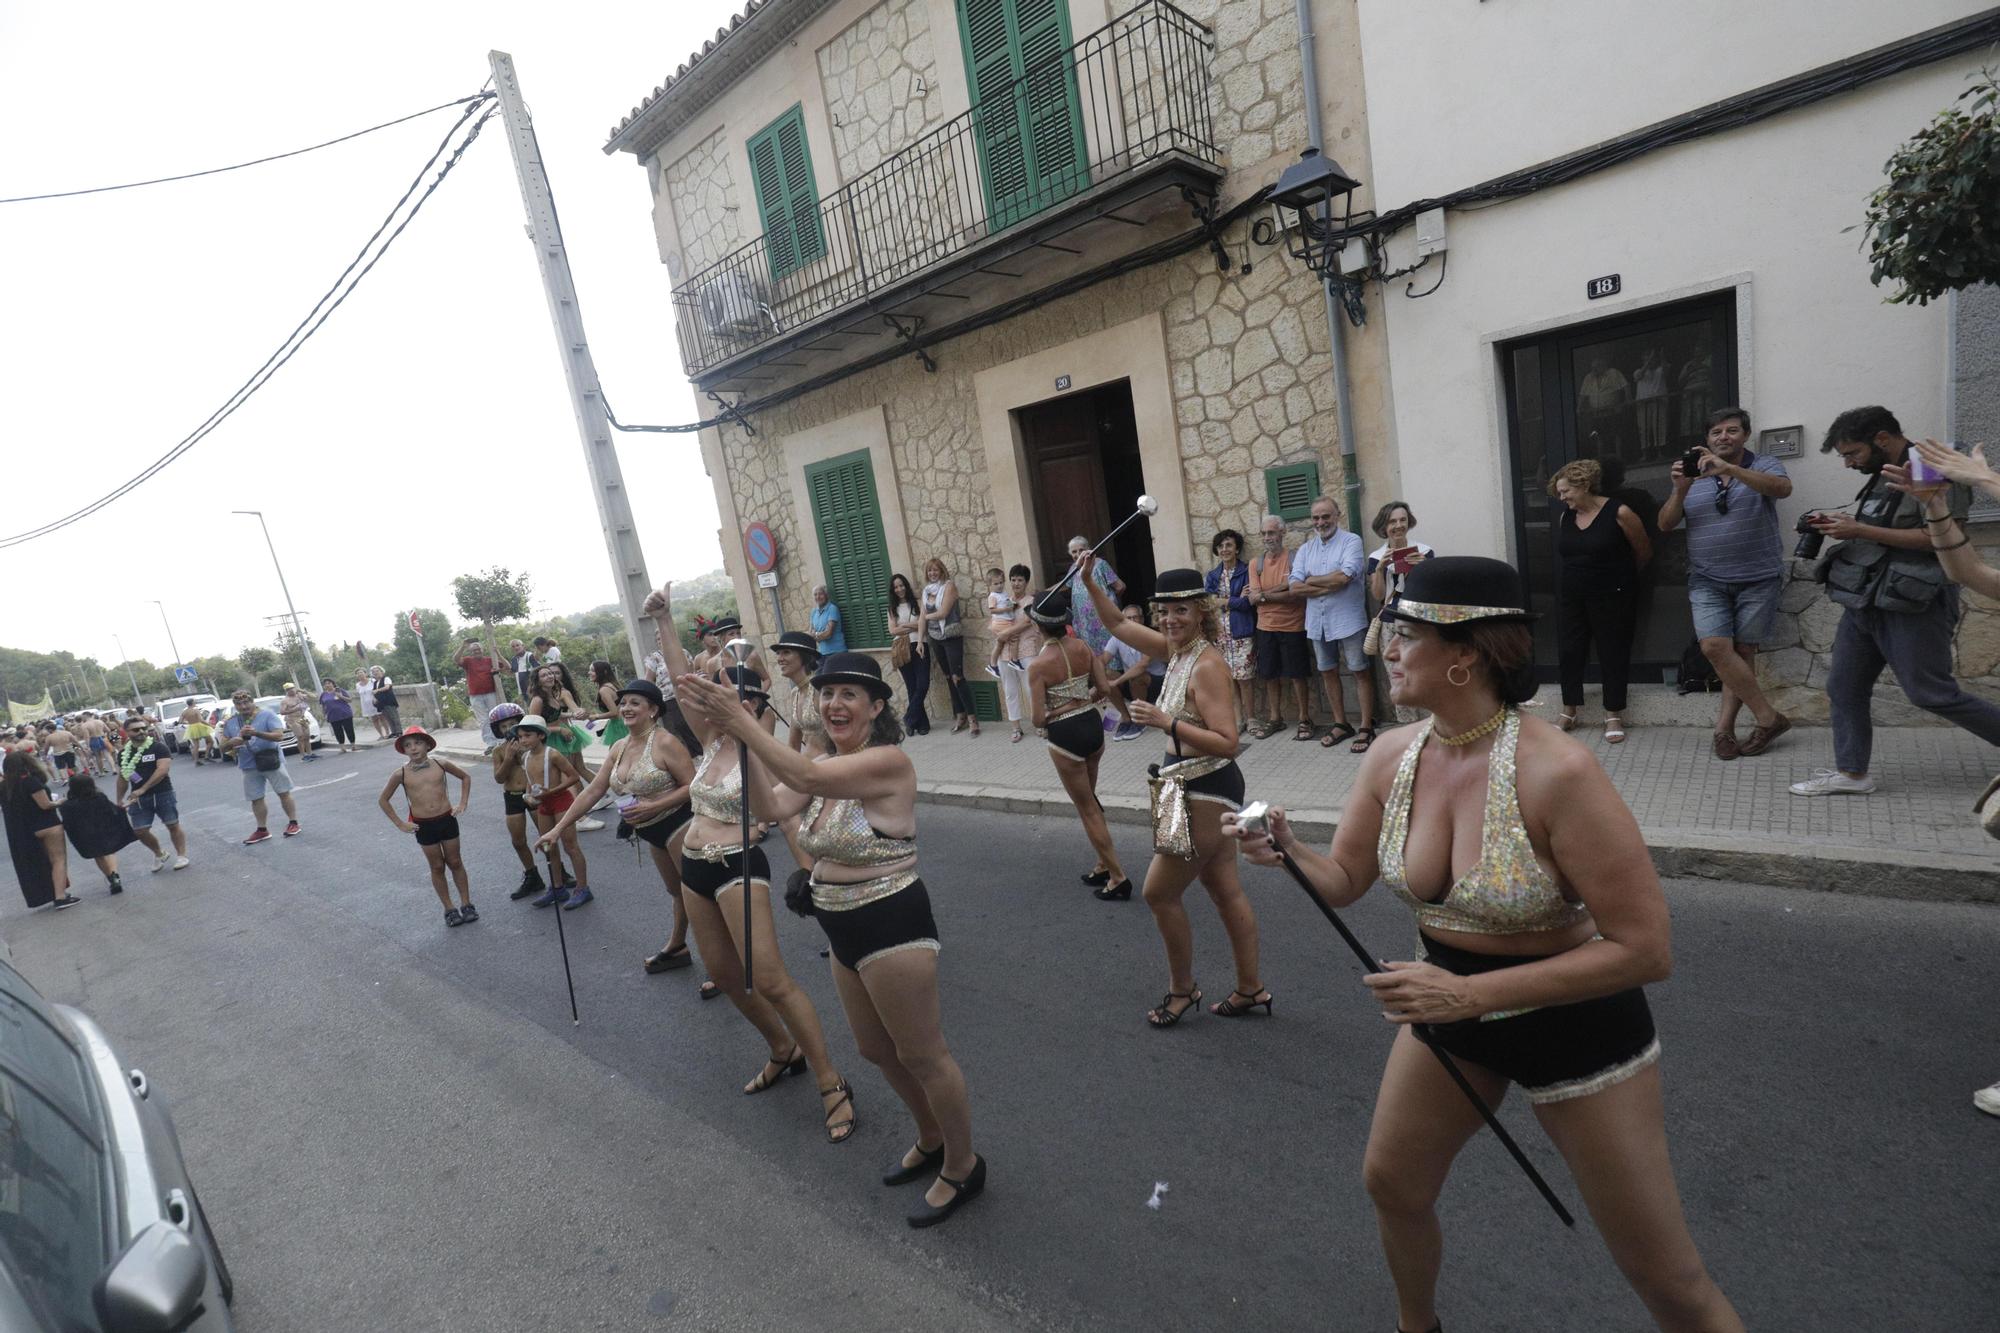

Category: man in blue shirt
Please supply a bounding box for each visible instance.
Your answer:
[217,688,301,844]
[810,584,848,654]
[1658,407,1793,760]
[1289,496,1375,750]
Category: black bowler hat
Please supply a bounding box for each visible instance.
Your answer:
[716,665,769,699]
[770,630,820,663]
[1150,567,1209,601]
[616,678,664,711]
[810,651,893,702]
[1028,588,1073,627]
[1388,556,1537,625]
[708,615,743,636]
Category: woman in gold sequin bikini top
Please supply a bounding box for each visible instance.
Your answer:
[1377,709,1590,937]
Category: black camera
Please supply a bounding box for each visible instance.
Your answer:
[1681,449,1705,477]
[1794,513,1825,560]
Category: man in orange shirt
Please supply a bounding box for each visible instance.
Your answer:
[1245,513,1314,739]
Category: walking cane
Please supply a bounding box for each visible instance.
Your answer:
[544,845,580,1025]
[725,639,755,991]
[1031,495,1160,617]
[1236,802,1575,1227]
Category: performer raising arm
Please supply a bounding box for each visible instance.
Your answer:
[1227,556,1740,1333]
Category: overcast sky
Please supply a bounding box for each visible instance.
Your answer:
[0,1,744,669]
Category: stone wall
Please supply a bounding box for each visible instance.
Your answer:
[664,128,744,276]
[815,0,943,181]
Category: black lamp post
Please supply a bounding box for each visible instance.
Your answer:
[1267,147,1368,325]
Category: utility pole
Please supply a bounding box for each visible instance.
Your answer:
[488,50,654,672]
[233,510,323,692]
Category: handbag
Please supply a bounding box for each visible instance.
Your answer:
[253,745,282,772]
[1146,763,1195,861]
[891,634,912,669]
[1976,776,2000,840]
[1362,617,1385,658]
[783,867,817,917]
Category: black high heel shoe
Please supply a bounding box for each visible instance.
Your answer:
[1092,877,1133,902]
[907,1155,986,1229]
[1080,868,1111,887]
[744,1046,805,1094]
[882,1142,944,1186]
[1147,988,1201,1028]
[1210,987,1274,1018]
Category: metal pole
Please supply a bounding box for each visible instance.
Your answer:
[233,510,322,692]
[1294,0,1363,526]
[414,633,436,727]
[112,634,143,708]
[488,51,655,674]
[149,600,184,674]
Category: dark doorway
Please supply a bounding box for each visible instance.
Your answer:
[1015,379,1155,599]
[1501,293,1736,682]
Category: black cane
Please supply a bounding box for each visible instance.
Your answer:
[1239,803,1575,1228]
[545,845,580,1025]
[725,640,755,991]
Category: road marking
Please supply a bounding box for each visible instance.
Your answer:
[293,772,359,793]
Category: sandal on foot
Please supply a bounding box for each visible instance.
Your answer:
[1293,721,1317,742]
[1210,987,1274,1017]
[820,1079,857,1144]
[1349,728,1377,754]
[1604,716,1627,744]
[698,980,724,1001]
[1557,709,1578,733]
[882,1142,944,1187]
[1092,877,1133,902]
[1320,723,1356,748]
[1147,987,1202,1028]
[645,945,692,974]
[745,1046,806,1094]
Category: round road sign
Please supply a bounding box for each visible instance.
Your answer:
[743,522,778,574]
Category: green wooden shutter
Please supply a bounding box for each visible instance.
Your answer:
[804,450,891,651]
[747,106,826,283]
[957,0,1086,231]
[1265,462,1322,521]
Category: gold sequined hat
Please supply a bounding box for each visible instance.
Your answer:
[1388,556,1537,625]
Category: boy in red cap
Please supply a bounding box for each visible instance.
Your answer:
[378,725,477,926]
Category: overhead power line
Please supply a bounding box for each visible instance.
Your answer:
[0,95,497,550]
[0,92,494,204]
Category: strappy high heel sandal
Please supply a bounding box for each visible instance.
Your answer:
[1147,987,1201,1028]
[1210,987,1274,1017]
[820,1079,856,1144]
[744,1046,805,1094]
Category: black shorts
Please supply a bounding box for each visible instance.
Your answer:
[815,878,940,971]
[1253,627,1312,679]
[1043,707,1103,761]
[630,802,693,850]
[504,790,529,817]
[1166,753,1246,810]
[680,844,771,901]
[1415,933,1660,1104]
[414,814,461,847]
[54,751,77,772]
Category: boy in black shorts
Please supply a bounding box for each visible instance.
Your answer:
[486,703,550,900]
[378,725,477,926]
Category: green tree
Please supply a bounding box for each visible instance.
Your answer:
[452,567,533,628]
[191,654,244,696]
[1860,72,2000,305]
[237,647,278,694]
[389,608,457,686]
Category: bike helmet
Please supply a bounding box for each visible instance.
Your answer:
[487,702,525,727]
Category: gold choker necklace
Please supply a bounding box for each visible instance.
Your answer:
[1435,708,1506,747]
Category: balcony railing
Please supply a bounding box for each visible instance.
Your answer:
[671,0,1216,379]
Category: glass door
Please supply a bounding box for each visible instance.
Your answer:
[1502,294,1736,681]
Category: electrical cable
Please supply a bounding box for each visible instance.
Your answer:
[1,92,494,205]
[0,99,497,550]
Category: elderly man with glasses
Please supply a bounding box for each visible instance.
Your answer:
[1289,496,1375,752]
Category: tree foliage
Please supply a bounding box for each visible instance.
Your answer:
[452,566,533,627]
[1860,72,2000,305]
[237,646,278,693]
[388,608,457,686]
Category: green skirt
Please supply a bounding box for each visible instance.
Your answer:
[601,718,629,749]
[548,722,591,756]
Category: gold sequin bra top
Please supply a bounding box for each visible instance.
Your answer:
[1046,671,1095,710]
[688,738,743,823]
[795,795,916,868]
[609,731,676,799]
[1376,710,1590,936]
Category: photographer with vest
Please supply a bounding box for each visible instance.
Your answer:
[1790,405,2000,797]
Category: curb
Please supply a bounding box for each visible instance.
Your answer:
[915,787,1999,906]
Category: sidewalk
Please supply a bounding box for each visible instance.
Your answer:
[432,717,1997,903]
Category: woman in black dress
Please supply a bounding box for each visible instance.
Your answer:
[60,773,138,894]
[3,748,77,909]
[1549,459,1651,744]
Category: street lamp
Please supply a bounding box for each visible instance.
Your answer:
[1266,147,1369,325]
[232,510,323,692]
[149,599,184,674]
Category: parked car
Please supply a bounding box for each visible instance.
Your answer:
[149,694,220,755]
[251,697,322,752]
[0,956,234,1330]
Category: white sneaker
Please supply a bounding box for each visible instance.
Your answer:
[152,853,172,873]
[1976,1082,2000,1118]
[172,855,190,870]
[1788,769,1877,797]
[576,816,606,832]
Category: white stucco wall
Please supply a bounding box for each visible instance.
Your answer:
[1366,58,1981,562]
[1355,0,1990,203]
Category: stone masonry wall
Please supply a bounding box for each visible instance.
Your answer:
[815,0,944,181]
[664,128,744,277]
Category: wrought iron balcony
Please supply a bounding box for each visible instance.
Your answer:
[671,0,1218,388]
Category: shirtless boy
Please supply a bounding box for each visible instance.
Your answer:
[45,722,79,781]
[486,703,551,901]
[77,713,111,775]
[377,725,477,926]
[513,714,590,909]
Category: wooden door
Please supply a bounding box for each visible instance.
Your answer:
[1019,395,1109,584]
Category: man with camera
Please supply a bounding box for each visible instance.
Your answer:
[1659,407,1793,759]
[1790,405,2000,796]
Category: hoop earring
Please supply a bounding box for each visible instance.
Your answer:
[1446,664,1472,688]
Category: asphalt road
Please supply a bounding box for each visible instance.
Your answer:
[6,746,1998,1331]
